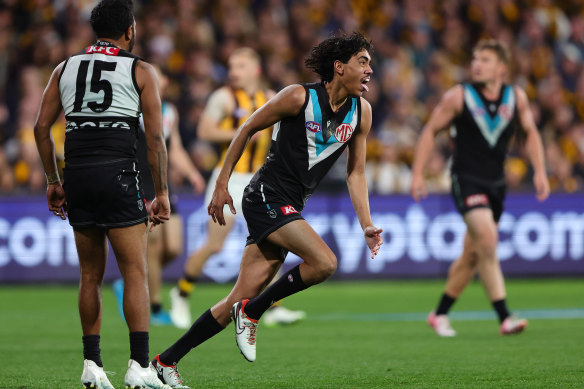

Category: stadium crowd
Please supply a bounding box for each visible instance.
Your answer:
[1,0,583,195]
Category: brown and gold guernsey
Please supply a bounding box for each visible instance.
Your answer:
[217,88,271,173]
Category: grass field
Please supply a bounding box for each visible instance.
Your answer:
[1,278,583,388]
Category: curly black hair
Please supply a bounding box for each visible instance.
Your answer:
[304,32,373,83]
[90,0,134,39]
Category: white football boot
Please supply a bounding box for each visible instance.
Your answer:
[81,359,116,389]
[169,287,191,329]
[500,315,528,335]
[124,359,172,389]
[263,306,306,327]
[427,311,457,337]
[150,355,190,389]
[232,299,259,362]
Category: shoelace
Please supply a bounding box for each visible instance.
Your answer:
[247,321,257,345]
[170,365,183,384]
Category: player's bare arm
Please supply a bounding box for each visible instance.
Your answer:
[265,89,276,100]
[33,62,67,219]
[136,60,170,227]
[514,86,549,201]
[410,85,464,201]
[208,84,306,225]
[197,87,237,143]
[167,104,206,193]
[346,97,383,258]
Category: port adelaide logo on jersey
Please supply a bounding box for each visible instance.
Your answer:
[305,121,321,133]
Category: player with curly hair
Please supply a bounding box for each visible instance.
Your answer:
[150,32,383,388]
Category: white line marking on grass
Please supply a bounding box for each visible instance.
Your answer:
[312,308,584,322]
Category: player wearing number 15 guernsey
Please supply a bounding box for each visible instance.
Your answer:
[34,1,171,388]
[150,32,383,388]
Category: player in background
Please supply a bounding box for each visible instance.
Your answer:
[113,65,206,327]
[410,39,549,337]
[33,0,172,388]
[169,47,305,329]
[149,32,382,388]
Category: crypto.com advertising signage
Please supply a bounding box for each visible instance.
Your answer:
[0,194,582,283]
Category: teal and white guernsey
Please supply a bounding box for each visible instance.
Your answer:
[249,82,361,209]
[452,83,518,183]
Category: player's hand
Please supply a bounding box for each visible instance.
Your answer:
[533,171,550,202]
[47,183,67,220]
[149,194,170,231]
[208,184,235,226]
[364,225,383,259]
[410,173,427,202]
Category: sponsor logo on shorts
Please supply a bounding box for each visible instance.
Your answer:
[334,123,354,143]
[268,209,277,219]
[287,274,294,282]
[281,205,298,215]
[465,194,489,207]
[137,199,143,211]
[305,121,321,133]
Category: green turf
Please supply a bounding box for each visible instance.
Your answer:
[1,279,583,388]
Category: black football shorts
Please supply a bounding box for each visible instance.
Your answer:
[63,159,148,229]
[242,181,304,259]
[451,174,506,222]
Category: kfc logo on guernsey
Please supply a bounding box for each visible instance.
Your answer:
[465,194,489,207]
[335,123,354,143]
[85,45,120,56]
[281,205,298,215]
[305,121,321,133]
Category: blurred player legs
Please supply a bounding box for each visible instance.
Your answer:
[114,65,206,329]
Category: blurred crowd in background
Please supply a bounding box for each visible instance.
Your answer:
[1,0,583,196]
